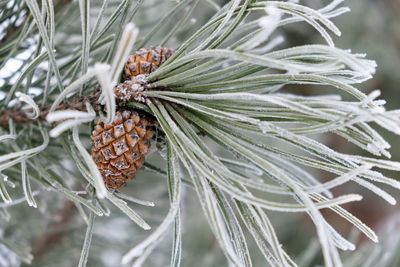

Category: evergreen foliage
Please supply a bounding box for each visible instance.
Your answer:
[0,0,399,266]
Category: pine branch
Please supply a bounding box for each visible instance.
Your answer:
[0,88,101,127]
[0,1,399,266]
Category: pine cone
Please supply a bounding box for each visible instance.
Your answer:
[90,110,153,189]
[114,74,148,105]
[123,46,174,81]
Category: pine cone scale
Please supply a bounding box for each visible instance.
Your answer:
[123,46,174,80]
[91,111,153,189]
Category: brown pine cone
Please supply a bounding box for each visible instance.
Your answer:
[114,74,148,105]
[90,110,154,189]
[123,46,174,81]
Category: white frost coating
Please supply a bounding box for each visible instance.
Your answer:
[330,47,376,76]
[270,153,331,195]
[106,193,151,230]
[110,23,139,83]
[95,23,139,124]
[324,221,355,251]
[122,148,181,265]
[0,172,12,204]
[2,174,15,188]
[72,127,107,199]
[15,92,40,119]
[130,234,168,267]
[361,90,385,114]
[151,93,262,126]
[0,128,49,164]
[49,119,91,138]
[94,63,115,124]
[46,108,95,138]
[237,6,281,51]
[351,156,400,174]
[259,5,281,28]
[21,160,37,208]
[220,157,263,177]
[157,90,400,164]
[251,35,284,54]
[50,69,95,112]
[273,1,342,36]
[0,134,16,143]
[311,193,378,243]
[306,165,372,194]
[201,178,242,266]
[158,103,362,212]
[264,1,339,47]
[153,91,333,120]
[46,110,96,122]
[354,178,396,205]
[121,204,180,264]
[319,70,372,84]
[372,114,400,136]
[174,49,347,73]
[266,45,376,76]
[319,0,345,13]
[194,0,241,52]
[0,191,40,208]
[114,193,155,207]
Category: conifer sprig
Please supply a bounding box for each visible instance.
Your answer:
[0,0,399,266]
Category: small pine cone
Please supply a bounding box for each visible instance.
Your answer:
[123,46,174,81]
[91,110,154,189]
[114,74,148,105]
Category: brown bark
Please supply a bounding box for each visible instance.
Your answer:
[0,88,102,128]
[32,200,76,259]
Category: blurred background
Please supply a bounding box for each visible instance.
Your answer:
[281,1,400,265]
[300,0,400,237]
